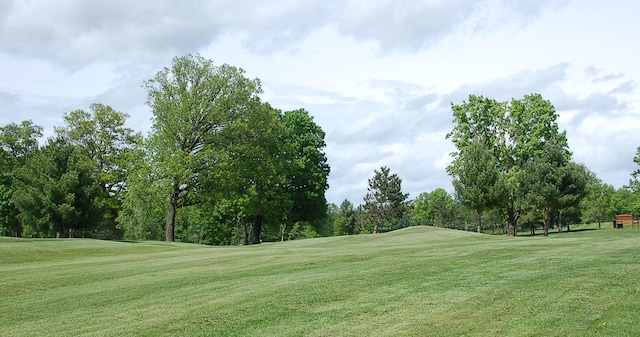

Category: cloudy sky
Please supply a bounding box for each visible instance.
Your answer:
[1,0,638,205]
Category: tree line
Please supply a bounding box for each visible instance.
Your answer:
[1,54,639,242]
[322,94,640,237]
[0,54,330,244]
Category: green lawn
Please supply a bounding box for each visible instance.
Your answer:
[1,225,639,336]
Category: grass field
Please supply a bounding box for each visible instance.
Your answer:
[1,225,639,336]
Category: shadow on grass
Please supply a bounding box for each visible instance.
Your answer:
[520,227,601,237]
[118,240,142,243]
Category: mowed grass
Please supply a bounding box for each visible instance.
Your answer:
[1,225,639,336]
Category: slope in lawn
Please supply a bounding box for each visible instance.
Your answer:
[1,226,638,336]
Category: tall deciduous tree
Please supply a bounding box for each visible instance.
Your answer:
[448,94,568,236]
[281,108,330,234]
[447,136,498,233]
[581,178,615,229]
[363,166,409,233]
[412,189,455,228]
[143,53,261,242]
[55,103,142,238]
[118,143,166,241]
[412,192,434,226]
[203,104,330,244]
[204,102,289,244]
[521,138,571,236]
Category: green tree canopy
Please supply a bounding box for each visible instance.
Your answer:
[363,166,409,234]
[143,53,262,242]
[0,120,43,236]
[447,136,498,232]
[412,188,454,228]
[55,103,142,238]
[447,93,569,236]
[12,137,102,237]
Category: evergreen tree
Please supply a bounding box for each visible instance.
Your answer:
[363,166,409,233]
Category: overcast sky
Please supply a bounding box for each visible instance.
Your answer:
[1,0,638,205]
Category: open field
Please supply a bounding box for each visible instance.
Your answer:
[1,225,639,336]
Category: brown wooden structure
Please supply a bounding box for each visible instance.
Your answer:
[615,214,633,229]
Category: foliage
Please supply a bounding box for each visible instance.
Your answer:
[330,199,357,236]
[142,53,262,241]
[11,137,103,237]
[520,138,571,236]
[122,55,330,244]
[412,188,454,227]
[611,188,634,216]
[447,94,572,236]
[280,108,330,234]
[194,103,330,245]
[203,102,290,244]
[447,136,498,232]
[0,120,43,236]
[118,144,166,241]
[55,103,142,238]
[363,166,409,233]
[580,170,613,228]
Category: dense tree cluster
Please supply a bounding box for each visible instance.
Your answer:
[1,55,638,242]
[0,54,330,244]
[447,94,614,236]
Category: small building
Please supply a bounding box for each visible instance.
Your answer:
[614,214,633,229]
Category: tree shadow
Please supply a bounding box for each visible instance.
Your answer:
[521,227,600,236]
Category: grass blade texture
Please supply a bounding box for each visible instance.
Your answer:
[1,225,638,336]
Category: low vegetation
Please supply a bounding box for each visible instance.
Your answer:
[2,225,639,336]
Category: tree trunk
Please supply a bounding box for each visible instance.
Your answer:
[543,208,551,237]
[242,218,249,245]
[165,189,178,242]
[476,211,482,234]
[543,222,549,237]
[507,210,519,237]
[280,223,287,242]
[558,212,563,233]
[252,215,263,244]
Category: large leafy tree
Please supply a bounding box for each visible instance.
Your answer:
[143,53,261,242]
[447,136,498,232]
[412,188,454,228]
[448,94,568,236]
[0,120,43,236]
[611,188,634,216]
[55,103,142,238]
[118,143,166,240]
[203,102,289,244]
[412,192,434,225]
[281,108,330,234]
[581,177,615,229]
[202,104,330,244]
[521,138,572,236]
[12,137,102,237]
[363,166,409,233]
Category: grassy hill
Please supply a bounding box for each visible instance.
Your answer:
[1,226,639,336]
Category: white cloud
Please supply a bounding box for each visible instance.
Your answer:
[1,0,639,206]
